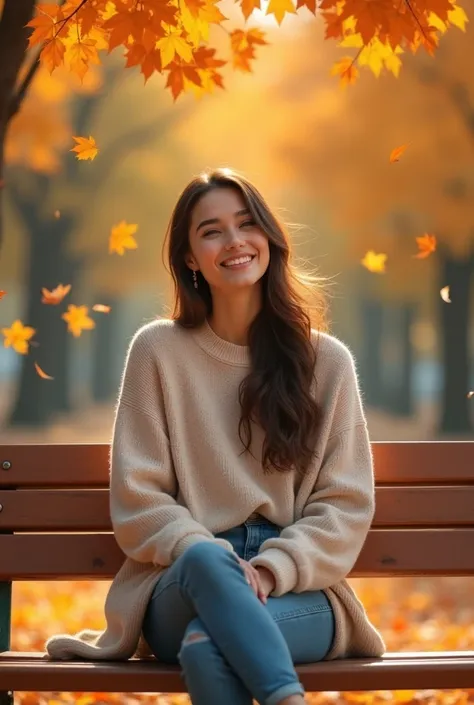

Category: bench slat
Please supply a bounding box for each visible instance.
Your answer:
[1,652,474,692]
[1,529,474,580]
[2,442,474,488]
[1,486,474,531]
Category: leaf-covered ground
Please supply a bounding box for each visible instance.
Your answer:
[11,576,474,704]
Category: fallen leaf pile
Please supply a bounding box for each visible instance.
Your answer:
[11,576,474,704]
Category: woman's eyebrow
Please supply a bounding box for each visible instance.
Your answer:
[196,208,250,233]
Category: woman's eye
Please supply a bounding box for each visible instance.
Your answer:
[203,229,219,237]
[240,220,256,228]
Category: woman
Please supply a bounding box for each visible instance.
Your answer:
[46,168,385,705]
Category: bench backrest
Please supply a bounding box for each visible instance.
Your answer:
[1,441,474,581]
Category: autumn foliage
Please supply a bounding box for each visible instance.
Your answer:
[26,0,468,99]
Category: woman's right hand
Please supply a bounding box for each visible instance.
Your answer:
[238,557,268,604]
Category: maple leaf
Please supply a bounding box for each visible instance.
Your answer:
[241,0,261,19]
[157,31,194,68]
[414,233,437,258]
[361,250,387,273]
[26,5,60,48]
[390,144,408,162]
[41,283,71,305]
[70,135,99,160]
[297,0,317,12]
[440,285,451,303]
[92,304,111,313]
[61,304,96,338]
[41,38,66,73]
[330,56,359,87]
[0,290,6,300]
[266,0,297,25]
[468,391,474,399]
[67,40,100,81]
[35,362,54,380]
[109,221,139,255]
[2,320,36,355]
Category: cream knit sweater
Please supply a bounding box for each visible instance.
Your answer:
[46,317,385,662]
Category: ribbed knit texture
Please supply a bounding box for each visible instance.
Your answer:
[45,317,385,662]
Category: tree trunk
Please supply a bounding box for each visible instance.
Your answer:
[437,247,474,435]
[91,296,121,403]
[387,302,415,416]
[0,0,36,249]
[359,299,387,408]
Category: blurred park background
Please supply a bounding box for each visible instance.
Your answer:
[1,2,474,703]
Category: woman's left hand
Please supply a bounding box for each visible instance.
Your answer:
[255,566,276,601]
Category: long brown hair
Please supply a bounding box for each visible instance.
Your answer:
[162,168,328,476]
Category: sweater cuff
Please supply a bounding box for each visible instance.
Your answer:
[249,548,298,596]
[173,533,235,561]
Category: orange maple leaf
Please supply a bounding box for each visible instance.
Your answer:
[70,135,98,161]
[361,250,387,273]
[41,283,71,305]
[62,305,96,338]
[0,290,6,300]
[41,37,66,74]
[109,221,139,255]
[330,57,359,87]
[389,144,409,163]
[35,362,54,380]
[2,320,36,355]
[414,233,437,258]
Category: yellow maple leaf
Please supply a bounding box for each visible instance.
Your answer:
[109,220,139,255]
[61,304,96,337]
[447,4,468,30]
[2,320,36,354]
[67,40,100,81]
[157,31,194,68]
[41,283,71,305]
[265,0,297,25]
[414,233,437,258]
[361,250,387,273]
[70,135,98,161]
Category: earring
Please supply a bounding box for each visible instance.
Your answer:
[192,270,198,289]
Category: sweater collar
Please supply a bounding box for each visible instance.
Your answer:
[191,317,251,367]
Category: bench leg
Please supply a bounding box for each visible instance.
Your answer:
[0,692,13,705]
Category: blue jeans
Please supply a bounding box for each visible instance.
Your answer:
[142,516,335,705]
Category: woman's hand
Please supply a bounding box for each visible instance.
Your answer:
[238,558,275,604]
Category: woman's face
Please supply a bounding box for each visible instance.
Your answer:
[186,187,270,294]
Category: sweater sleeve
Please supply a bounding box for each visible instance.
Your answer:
[249,424,374,596]
[110,325,234,566]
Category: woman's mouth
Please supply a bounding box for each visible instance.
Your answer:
[221,255,256,269]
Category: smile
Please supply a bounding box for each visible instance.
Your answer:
[221,255,256,269]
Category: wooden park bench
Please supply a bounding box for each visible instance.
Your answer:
[1,441,474,703]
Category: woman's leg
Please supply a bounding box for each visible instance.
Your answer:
[142,540,304,705]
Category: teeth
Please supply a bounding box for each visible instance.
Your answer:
[223,256,253,267]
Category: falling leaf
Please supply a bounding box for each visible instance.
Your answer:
[92,304,111,313]
[468,391,474,399]
[109,220,138,255]
[54,209,61,219]
[41,283,71,305]
[34,362,54,380]
[0,290,6,300]
[61,304,96,337]
[389,144,408,163]
[1,320,36,354]
[440,285,451,303]
[70,135,98,161]
[361,250,387,273]
[414,233,437,259]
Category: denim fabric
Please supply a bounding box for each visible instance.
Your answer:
[142,517,335,705]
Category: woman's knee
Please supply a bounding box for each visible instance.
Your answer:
[180,540,234,575]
